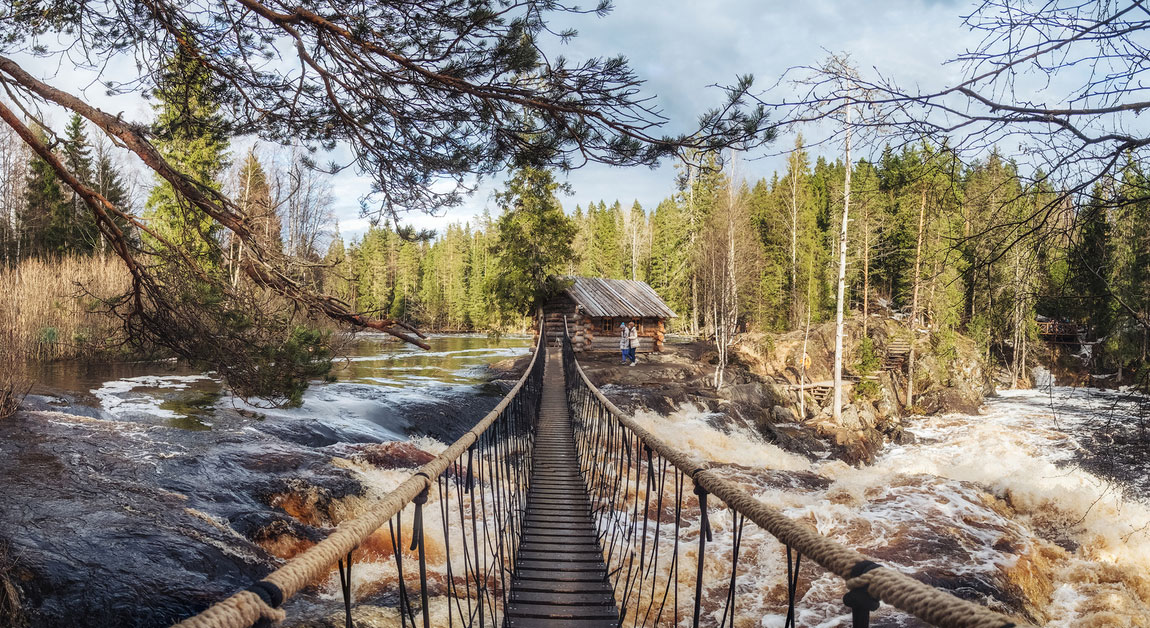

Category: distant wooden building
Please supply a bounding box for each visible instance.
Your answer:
[542,277,676,353]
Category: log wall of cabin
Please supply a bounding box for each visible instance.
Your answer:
[574,316,666,353]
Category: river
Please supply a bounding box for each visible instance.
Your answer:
[626,382,1150,626]
[3,339,1148,627]
[0,334,532,628]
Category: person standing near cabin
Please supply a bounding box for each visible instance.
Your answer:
[619,322,629,364]
[627,321,639,366]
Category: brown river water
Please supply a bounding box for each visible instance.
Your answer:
[2,340,1148,627]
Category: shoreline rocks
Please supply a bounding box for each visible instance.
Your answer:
[570,317,991,466]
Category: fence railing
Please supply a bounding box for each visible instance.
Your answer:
[559,317,1027,628]
[173,327,547,628]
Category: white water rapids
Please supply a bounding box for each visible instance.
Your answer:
[314,382,1150,627]
[627,385,1150,627]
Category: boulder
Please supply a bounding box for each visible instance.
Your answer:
[771,405,797,423]
[839,404,863,431]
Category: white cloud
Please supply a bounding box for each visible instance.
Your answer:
[10,0,989,234]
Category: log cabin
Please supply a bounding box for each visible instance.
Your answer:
[541,277,676,353]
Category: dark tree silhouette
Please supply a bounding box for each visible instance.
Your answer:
[0,1,772,402]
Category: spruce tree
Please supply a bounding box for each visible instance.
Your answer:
[23,125,65,256]
[91,137,131,256]
[144,45,230,265]
[58,114,101,252]
[322,226,353,305]
[648,197,689,322]
[490,166,577,316]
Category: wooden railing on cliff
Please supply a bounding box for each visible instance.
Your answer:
[171,327,548,628]
[560,316,1031,628]
[1036,320,1083,339]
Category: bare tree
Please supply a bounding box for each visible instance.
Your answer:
[0,1,771,401]
[0,124,28,266]
[832,61,856,423]
[622,200,648,281]
[757,1,1150,279]
[280,153,334,261]
[700,152,756,389]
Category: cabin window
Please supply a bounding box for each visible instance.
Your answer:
[600,319,613,333]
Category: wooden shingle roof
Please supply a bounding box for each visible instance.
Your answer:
[563,277,677,319]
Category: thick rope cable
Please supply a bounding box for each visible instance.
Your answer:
[567,353,1032,628]
[172,330,547,628]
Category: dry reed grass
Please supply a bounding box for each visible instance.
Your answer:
[0,255,131,363]
[0,375,29,421]
[0,542,24,628]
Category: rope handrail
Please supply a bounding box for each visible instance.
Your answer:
[561,316,1030,628]
[172,327,548,628]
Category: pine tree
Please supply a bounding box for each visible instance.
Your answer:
[389,239,421,321]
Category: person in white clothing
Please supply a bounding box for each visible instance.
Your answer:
[627,321,639,366]
[618,322,629,364]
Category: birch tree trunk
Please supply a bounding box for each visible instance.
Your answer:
[862,198,870,336]
[907,187,926,407]
[833,97,851,422]
[718,182,738,389]
[689,164,699,337]
[789,150,800,329]
[800,254,814,420]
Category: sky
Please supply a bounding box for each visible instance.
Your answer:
[14,0,984,242]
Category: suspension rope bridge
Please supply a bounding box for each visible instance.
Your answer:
[173,322,1031,628]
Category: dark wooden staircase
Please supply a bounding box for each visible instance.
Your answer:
[883,338,911,372]
[542,312,567,346]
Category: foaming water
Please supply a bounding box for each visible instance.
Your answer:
[54,334,533,441]
[4,334,532,627]
[615,387,1150,626]
[631,406,812,472]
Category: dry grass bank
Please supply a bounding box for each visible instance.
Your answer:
[0,255,131,364]
[0,255,131,419]
[0,542,23,627]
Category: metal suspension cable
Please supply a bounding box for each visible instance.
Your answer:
[172,326,548,628]
[560,316,1031,628]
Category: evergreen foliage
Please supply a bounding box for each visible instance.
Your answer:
[145,45,230,264]
[490,167,577,317]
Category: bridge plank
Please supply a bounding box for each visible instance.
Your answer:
[506,347,620,627]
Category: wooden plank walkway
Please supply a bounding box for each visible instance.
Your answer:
[504,348,619,628]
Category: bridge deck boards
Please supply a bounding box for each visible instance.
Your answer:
[505,348,619,628]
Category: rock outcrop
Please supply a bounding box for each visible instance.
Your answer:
[568,315,990,466]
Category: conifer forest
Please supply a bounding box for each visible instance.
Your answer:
[5,3,1150,628]
[7,110,1150,390]
[0,0,1147,398]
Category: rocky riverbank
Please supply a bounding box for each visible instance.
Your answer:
[0,335,531,627]
[502,317,991,466]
